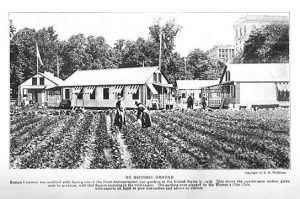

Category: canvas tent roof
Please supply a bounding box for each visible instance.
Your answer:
[176,80,219,90]
[61,66,160,86]
[221,63,289,83]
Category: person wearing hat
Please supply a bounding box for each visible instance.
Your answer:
[135,101,152,128]
[114,94,126,129]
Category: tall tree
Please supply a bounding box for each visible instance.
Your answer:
[187,49,224,80]
[36,26,60,74]
[148,18,182,73]
[233,23,289,63]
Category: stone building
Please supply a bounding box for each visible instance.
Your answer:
[208,45,235,63]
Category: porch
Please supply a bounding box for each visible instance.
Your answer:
[201,82,236,109]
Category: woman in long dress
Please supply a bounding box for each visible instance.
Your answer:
[114,94,126,129]
[135,101,152,128]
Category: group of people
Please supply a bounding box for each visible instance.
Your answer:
[114,94,152,130]
[186,95,207,110]
[114,93,207,130]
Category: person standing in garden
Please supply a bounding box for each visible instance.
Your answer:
[114,94,126,129]
[201,95,207,109]
[190,95,194,109]
[187,95,194,109]
[135,101,152,128]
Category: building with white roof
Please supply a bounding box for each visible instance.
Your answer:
[201,63,290,108]
[60,66,174,109]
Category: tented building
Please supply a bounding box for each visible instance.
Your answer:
[60,66,174,109]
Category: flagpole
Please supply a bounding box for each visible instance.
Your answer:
[159,31,162,70]
[36,44,39,75]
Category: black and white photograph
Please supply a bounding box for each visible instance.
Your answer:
[8,12,291,170]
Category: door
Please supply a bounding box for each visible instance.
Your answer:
[37,92,42,103]
[65,89,70,100]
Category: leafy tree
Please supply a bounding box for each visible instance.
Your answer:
[233,24,289,63]
[164,52,186,84]
[148,18,182,73]
[9,20,16,39]
[186,49,224,80]
[36,27,60,74]
[11,28,37,81]
[86,35,117,70]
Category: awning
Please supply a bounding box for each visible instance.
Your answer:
[84,86,96,94]
[22,85,46,89]
[153,83,174,88]
[276,83,289,92]
[128,85,139,94]
[72,86,83,94]
[45,85,59,90]
[147,84,158,95]
[112,85,124,94]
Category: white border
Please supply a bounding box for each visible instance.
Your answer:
[1,1,300,199]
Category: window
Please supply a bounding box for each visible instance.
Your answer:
[47,90,54,96]
[115,87,124,99]
[226,71,231,81]
[65,89,70,99]
[158,73,162,83]
[132,88,139,100]
[277,90,289,101]
[182,93,186,98]
[77,92,83,99]
[23,88,28,97]
[230,85,235,98]
[153,73,157,83]
[147,86,151,99]
[90,89,96,99]
[103,88,109,99]
[32,77,37,85]
[40,77,44,85]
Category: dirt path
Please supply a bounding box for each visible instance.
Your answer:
[106,115,134,169]
[79,115,98,169]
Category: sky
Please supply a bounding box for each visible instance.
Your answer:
[9,12,288,57]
